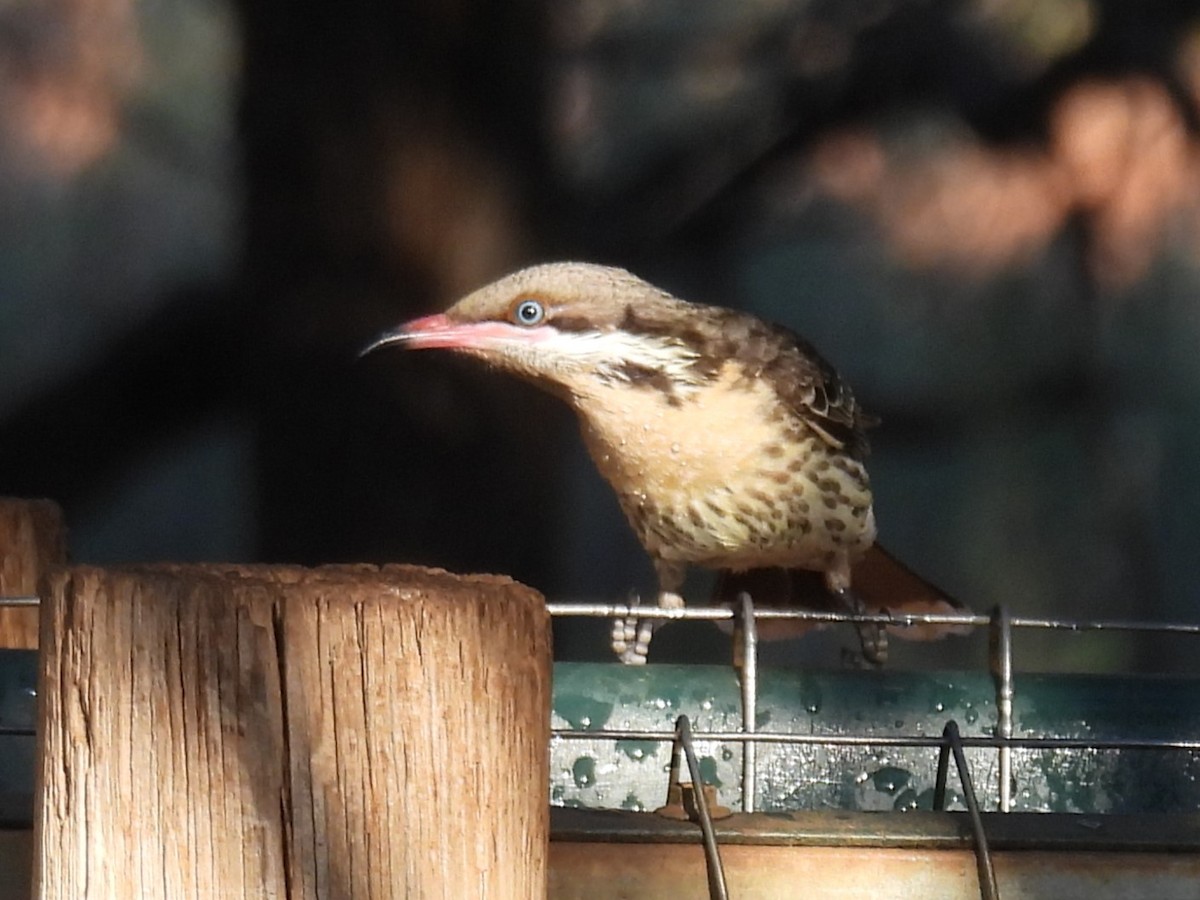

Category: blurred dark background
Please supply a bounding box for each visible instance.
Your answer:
[2,0,1199,671]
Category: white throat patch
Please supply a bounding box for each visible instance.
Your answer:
[535,328,701,385]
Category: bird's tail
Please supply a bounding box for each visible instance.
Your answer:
[712,544,972,643]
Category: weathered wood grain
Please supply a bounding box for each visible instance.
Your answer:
[34,563,550,898]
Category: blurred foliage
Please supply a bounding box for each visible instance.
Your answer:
[1,0,1199,671]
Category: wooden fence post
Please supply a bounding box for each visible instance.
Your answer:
[34,563,551,898]
[0,498,66,648]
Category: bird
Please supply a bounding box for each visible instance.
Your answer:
[363,262,968,664]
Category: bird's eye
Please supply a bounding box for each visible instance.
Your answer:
[512,298,545,327]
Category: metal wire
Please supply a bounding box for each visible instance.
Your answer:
[674,715,730,900]
[737,592,758,815]
[989,606,1015,813]
[11,591,1200,634]
[552,729,1200,751]
[934,721,999,900]
[16,589,1199,633]
[0,596,39,607]
[547,602,1200,634]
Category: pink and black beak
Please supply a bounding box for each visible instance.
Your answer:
[360,314,476,356]
[361,314,552,357]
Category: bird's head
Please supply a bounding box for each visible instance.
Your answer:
[362,262,716,398]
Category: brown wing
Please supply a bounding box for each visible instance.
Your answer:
[728,315,874,460]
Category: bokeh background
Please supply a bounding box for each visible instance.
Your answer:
[2,0,1199,671]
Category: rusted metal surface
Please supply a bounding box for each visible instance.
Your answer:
[657,782,732,822]
[551,807,1200,898]
[551,807,1200,852]
[549,841,1200,900]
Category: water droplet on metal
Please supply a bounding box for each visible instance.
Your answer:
[572,757,596,788]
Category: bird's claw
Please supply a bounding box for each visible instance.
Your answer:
[610,592,655,665]
[832,585,887,667]
[610,589,686,664]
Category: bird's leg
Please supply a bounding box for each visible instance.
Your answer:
[611,560,686,665]
[825,564,887,667]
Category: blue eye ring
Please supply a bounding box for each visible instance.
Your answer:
[512,298,546,327]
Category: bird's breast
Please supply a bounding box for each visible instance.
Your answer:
[572,362,875,571]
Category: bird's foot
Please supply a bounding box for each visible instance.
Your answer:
[832,586,888,667]
[611,591,654,665]
[610,590,685,665]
